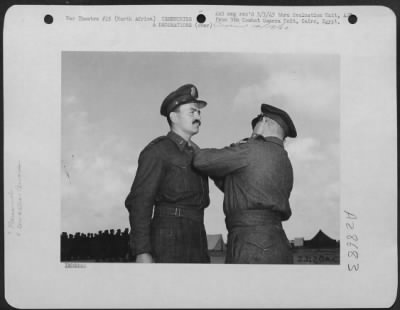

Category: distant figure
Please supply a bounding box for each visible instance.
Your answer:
[67,234,73,260]
[94,231,103,262]
[115,229,125,261]
[103,230,111,261]
[122,228,130,261]
[109,229,115,261]
[193,103,297,264]
[61,232,68,261]
[80,233,87,259]
[125,84,210,263]
[72,232,81,260]
[87,233,94,259]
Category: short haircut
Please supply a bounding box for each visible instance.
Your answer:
[167,105,181,127]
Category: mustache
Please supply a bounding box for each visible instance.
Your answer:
[193,120,201,126]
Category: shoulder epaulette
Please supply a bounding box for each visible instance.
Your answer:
[230,137,249,147]
[143,136,168,151]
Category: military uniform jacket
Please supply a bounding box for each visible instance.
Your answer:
[193,135,293,220]
[125,131,210,256]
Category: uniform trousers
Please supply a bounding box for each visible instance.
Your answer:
[151,215,210,263]
[225,209,293,264]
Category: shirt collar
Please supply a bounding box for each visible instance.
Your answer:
[167,131,191,152]
[253,135,284,147]
[264,136,284,147]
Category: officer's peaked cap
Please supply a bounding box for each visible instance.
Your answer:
[251,103,297,138]
[160,84,207,117]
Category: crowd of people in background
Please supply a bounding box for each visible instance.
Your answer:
[61,228,132,262]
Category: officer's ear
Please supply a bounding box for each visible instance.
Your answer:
[169,105,182,125]
[169,111,179,124]
[253,116,266,136]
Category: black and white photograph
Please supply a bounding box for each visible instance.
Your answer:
[61,52,340,264]
[3,4,397,308]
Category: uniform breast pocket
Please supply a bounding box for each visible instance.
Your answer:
[165,162,188,192]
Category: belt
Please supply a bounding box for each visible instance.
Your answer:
[225,209,282,231]
[153,206,204,223]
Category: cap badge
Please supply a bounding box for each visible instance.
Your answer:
[190,86,196,97]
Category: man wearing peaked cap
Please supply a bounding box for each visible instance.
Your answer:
[125,84,211,263]
[193,103,297,264]
[160,84,207,117]
[251,103,297,138]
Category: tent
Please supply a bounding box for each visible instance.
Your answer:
[304,230,338,248]
[207,234,226,251]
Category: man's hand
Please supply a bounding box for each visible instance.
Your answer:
[136,253,154,263]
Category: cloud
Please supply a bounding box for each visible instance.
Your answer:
[281,134,340,240]
[127,165,137,175]
[324,181,340,206]
[232,71,338,120]
[62,149,134,233]
[61,100,139,233]
[63,95,79,106]
[287,178,340,240]
[286,137,325,162]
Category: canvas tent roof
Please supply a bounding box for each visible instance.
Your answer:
[305,230,338,248]
[207,234,225,251]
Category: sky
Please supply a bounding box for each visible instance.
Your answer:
[61,52,340,241]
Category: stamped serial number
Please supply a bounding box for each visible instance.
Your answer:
[64,262,87,269]
[344,210,359,271]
